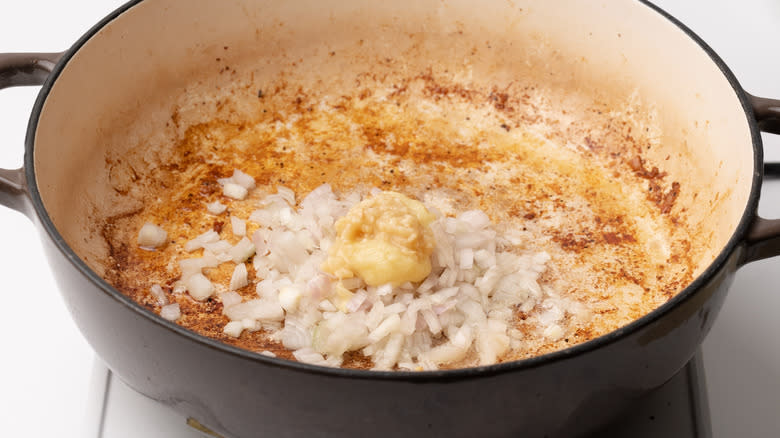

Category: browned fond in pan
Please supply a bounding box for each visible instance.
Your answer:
[99,52,694,369]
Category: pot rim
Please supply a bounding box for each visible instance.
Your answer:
[24,0,764,381]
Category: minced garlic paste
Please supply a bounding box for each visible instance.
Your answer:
[322,191,436,286]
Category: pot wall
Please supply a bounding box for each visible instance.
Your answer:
[34,0,754,281]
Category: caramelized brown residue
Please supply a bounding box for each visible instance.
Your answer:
[627,154,681,214]
[102,61,695,369]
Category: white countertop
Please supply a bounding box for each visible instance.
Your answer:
[0,1,778,436]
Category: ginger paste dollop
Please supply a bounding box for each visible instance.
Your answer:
[322,191,435,286]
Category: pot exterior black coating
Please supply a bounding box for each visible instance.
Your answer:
[39,213,742,437]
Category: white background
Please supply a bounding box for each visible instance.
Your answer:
[0,1,778,437]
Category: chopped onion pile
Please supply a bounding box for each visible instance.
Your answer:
[141,169,565,370]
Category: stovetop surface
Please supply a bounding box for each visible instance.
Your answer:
[1,1,778,437]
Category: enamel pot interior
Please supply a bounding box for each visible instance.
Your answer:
[29,0,757,386]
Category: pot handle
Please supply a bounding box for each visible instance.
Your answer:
[750,93,780,135]
[0,52,62,216]
[742,94,780,264]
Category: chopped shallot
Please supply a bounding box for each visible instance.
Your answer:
[159,181,560,371]
[231,216,247,237]
[223,183,248,200]
[186,273,214,301]
[160,303,181,321]
[137,223,167,249]
[206,201,227,215]
[149,284,167,305]
[229,263,249,290]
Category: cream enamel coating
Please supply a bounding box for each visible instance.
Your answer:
[34,0,752,278]
[30,0,755,366]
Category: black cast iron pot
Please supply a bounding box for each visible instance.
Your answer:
[1,1,780,437]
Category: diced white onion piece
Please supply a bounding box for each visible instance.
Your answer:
[430,287,459,305]
[206,201,227,215]
[368,314,401,343]
[432,299,457,315]
[197,230,220,243]
[255,278,279,301]
[399,302,421,336]
[345,289,367,313]
[372,332,404,370]
[160,303,180,321]
[458,210,491,230]
[293,347,327,365]
[229,237,256,263]
[475,265,502,296]
[417,274,438,293]
[179,255,219,279]
[201,251,219,266]
[318,300,337,312]
[186,273,215,301]
[248,208,275,226]
[383,303,407,314]
[421,344,464,365]
[365,301,385,331]
[277,186,296,205]
[223,183,248,200]
[242,318,260,331]
[229,263,249,291]
[251,230,269,256]
[278,285,303,312]
[451,324,474,347]
[260,350,276,357]
[267,230,308,271]
[220,291,242,308]
[202,240,231,254]
[437,268,457,288]
[184,230,220,252]
[314,313,370,357]
[278,207,294,226]
[306,274,332,300]
[149,284,167,305]
[376,284,393,296]
[438,309,465,328]
[231,169,256,190]
[474,249,496,270]
[421,308,442,335]
[362,341,380,357]
[172,281,187,295]
[421,325,473,365]
[278,318,311,350]
[225,299,284,321]
[444,217,458,234]
[477,320,510,365]
[216,252,234,263]
[543,324,564,341]
[223,321,244,338]
[137,223,167,248]
[231,216,247,237]
[459,248,474,270]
